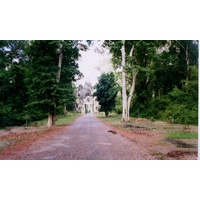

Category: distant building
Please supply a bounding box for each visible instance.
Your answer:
[75,82,99,114]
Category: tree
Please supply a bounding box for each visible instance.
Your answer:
[130,40,198,125]
[0,40,29,127]
[25,40,83,128]
[93,72,118,117]
[169,40,198,91]
[103,40,136,121]
[0,40,89,128]
[104,40,161,121]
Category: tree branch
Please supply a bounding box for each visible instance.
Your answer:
[129,42,135,57]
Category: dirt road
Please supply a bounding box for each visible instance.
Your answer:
[12,114,154,160]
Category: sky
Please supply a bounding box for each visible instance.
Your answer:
[76,41,113,87]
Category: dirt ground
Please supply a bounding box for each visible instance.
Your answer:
[0,125,66,159]
[0,115,198,160]
[98,117,198,160]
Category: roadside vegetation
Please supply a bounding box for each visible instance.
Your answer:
[166,131,198,139]
[103,40,198,126]
[96,112,198,140]
[93,72,118,117]
[0,40,88,128]
[29,113,81,127]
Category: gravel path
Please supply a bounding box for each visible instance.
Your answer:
[18,114,153,160]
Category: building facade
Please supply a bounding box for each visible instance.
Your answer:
[75,82,99,114]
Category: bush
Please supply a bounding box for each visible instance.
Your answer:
[160,105,197,126]
[130,86,198,125]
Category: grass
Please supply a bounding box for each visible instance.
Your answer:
[166,131,198,139]
[96,112,121,123]
[56,114,80,125]
[31,118,47,126]
[30,113,81,127]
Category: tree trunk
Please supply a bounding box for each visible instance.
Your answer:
[105,110,109,117]
[57,45,63,84]
[63,103,67,116]
[127,70,138,121]
[185,42,190,92]
[121,41,136,122]
[47,44,63,128]
[176,40,190,91]
[121,40,128,121]
[47,111,56,128]
[158,88,161,99]
[152,90,155,99]
[47,113,53,128]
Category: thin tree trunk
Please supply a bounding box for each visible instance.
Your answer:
[121,40,128,121]
[127,70,138,121]
[57,45,63,84]
[127,42,136,121]
[158,88,161,99]
[176,40,190,91]
[63,103,67,115]
[152,90,155,99]
[185,42,189,92]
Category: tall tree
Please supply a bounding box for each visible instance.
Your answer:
[25,40,82,128]
[0,40,28,127]
[93,72,118,117]
[104,40,161,121]
[130,40,198,125]
[169,40,198,91]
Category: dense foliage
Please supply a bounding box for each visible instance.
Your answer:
[131,41,198,125]
[0,40,29,126]
[0,40,82,127]
[106,40,198,125]
[93,72,118,117]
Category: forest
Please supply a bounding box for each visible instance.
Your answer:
[0,40,198,128]
[0,40,84,127]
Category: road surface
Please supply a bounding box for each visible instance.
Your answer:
[18,114,152,160]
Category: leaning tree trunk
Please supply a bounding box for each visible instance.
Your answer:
[127,69,138,121]
[47,44,63,128]
[126,42,136,121]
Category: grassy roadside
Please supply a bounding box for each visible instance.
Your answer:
[96,112,198,139]
[96,113,127,131]
[30,113,81,127]
[166,131,198,139]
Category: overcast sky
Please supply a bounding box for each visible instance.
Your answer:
[76,41,113,86]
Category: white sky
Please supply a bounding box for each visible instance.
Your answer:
[76,41,113,87]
